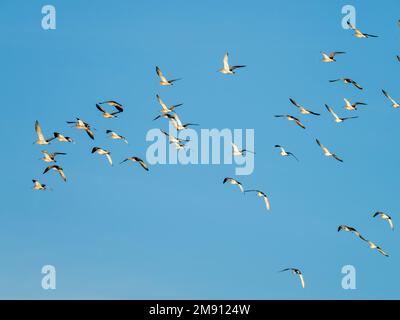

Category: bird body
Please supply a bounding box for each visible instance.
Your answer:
[32,179,47,190]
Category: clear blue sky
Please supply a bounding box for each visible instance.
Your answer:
[0,0,399,299]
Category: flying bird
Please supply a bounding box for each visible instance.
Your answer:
[338,225,366,241]
[320,51,345,62]
[98,100,124,111]
[43,165,67,182]
[289,99,320,116]
[66,118,95,140]
[156,66,181,86]
[343,98,367,111]
[325,104,358,123]
[41,150,66,163]
[373,212,394,230]
[54,132,74,143]
[347,20,378,38]
[162,113,199,131]
[120,156,149,171]
[244,190,270,210]
[106,130,128,144]
[218,52,246,74]
[34,120,55,145]
[160,129,189,150]
[231,142,255,156]
[329,78,363,90]
[32,179,47,191]
[156,94,183,114]
[95,103,123,118]
[382,89,399,108]
[274,145,298,161]
[316,139,343,162]
[91,147,113,166]
[280,268,305,289]
[366,241,389,257]
[274,115,306,129]
[223,177,244,193]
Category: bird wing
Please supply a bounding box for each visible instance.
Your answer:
[382,90,397,104]
[105,153,113,166]
[289,98,301,109]
[57,167,67,182]
[85,128,95,140]
[330,51,345,58]
[325,104,339,120]
[351,80,363,90]
[231,142,241,154]
[316,139,329,154]
[263,195,271,210]
[96,104,106,113]
[346,20,355,30]
[294,119,306,129]
[138,159,149,171]
[387,218,394,230]
[156,66,168,82]
[223,52,229,69]
[298,274,305,289]
[237,182,244,193]
[332,154,343,163]
[156,94,169,111]
[35,120,45,141]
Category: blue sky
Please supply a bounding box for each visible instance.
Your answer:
[0,0,399,299]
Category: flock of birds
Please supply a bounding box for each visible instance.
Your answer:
[31,19,399,290]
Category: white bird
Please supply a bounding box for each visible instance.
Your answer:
[320,51,345,62]
[120,156,149,171]
[32,179,47,191]
[156,66,181,86]
[43,165,67,182]
[329,78,363,90]
[347,21,378,38]
[366,240,389,257]
[106,130,128,144]
[274,115,306,129]
[289,99,320,116]
[95,103,123,118]
[343,98,367,111]
[373,212,394,230]
[280,268,305,289]
[244,190,270,210]
[325,104,358,123]
[34,120,55,145]
[54,132,74,143]
[274,145,298,161]
[91,147,113,166]
[218,52,246,74]
[66,118,95,140]
[223,177,244,193]
[382,89,400,108]
[162,113,199,131]
[41,150,67,163]
[98,100,124,111]
[156,94,183,114]
[160,130,189,150]
[231,142,255,156]
[316,139,343,162]
[338,225,366,241]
